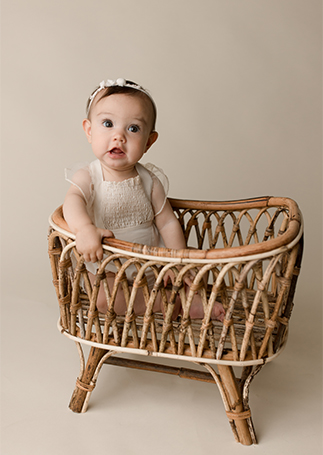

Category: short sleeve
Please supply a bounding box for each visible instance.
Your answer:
[65,163,94,206]
[143,163,169,217]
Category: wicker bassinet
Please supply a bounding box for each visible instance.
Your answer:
[48,196,303,445]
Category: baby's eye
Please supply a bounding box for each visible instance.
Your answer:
[128,124,140,133]
[103,120,113,128]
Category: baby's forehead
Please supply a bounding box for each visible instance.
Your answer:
[93,92,155,126]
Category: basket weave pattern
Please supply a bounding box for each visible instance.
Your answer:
[48,196,303,445]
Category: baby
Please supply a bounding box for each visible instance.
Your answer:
[63,78,224,321]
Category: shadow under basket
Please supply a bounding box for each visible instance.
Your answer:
[48,196,303,445]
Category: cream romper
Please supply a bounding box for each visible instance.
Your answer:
[65,159,169,283]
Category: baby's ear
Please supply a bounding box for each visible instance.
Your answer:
[82,119,92,143]
[145,131,158,152]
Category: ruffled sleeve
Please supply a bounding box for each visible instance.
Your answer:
[143,163,169,217]
[65,162,95,207]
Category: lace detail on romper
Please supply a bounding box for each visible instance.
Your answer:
[101,175,154,230]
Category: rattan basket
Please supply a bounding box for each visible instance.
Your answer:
[48,196,303,445]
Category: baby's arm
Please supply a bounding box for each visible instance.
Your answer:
[63,170,113,262]
[155,200,186,249]
[151,177,186,249]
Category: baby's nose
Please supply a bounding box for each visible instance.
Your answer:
[113,129,126,142]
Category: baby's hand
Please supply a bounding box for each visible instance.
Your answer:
[75,224,114,263]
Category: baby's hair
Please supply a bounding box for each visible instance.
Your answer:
[86,79,157,132]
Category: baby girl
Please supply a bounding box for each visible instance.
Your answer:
[63,78,224,322]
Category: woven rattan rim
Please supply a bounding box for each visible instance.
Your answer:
[49,196,302,261]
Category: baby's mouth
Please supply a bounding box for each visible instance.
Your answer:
[108,148,125,156]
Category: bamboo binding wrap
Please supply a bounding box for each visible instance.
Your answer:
[48,196,303,367]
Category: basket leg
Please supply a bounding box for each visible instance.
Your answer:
[69,347,107,413]
[217,365,254,445]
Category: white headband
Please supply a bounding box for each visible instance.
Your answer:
[86,78,155,115]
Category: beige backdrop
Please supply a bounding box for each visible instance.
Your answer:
[1,1,322,454]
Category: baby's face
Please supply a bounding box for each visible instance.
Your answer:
[83,94,158,178]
